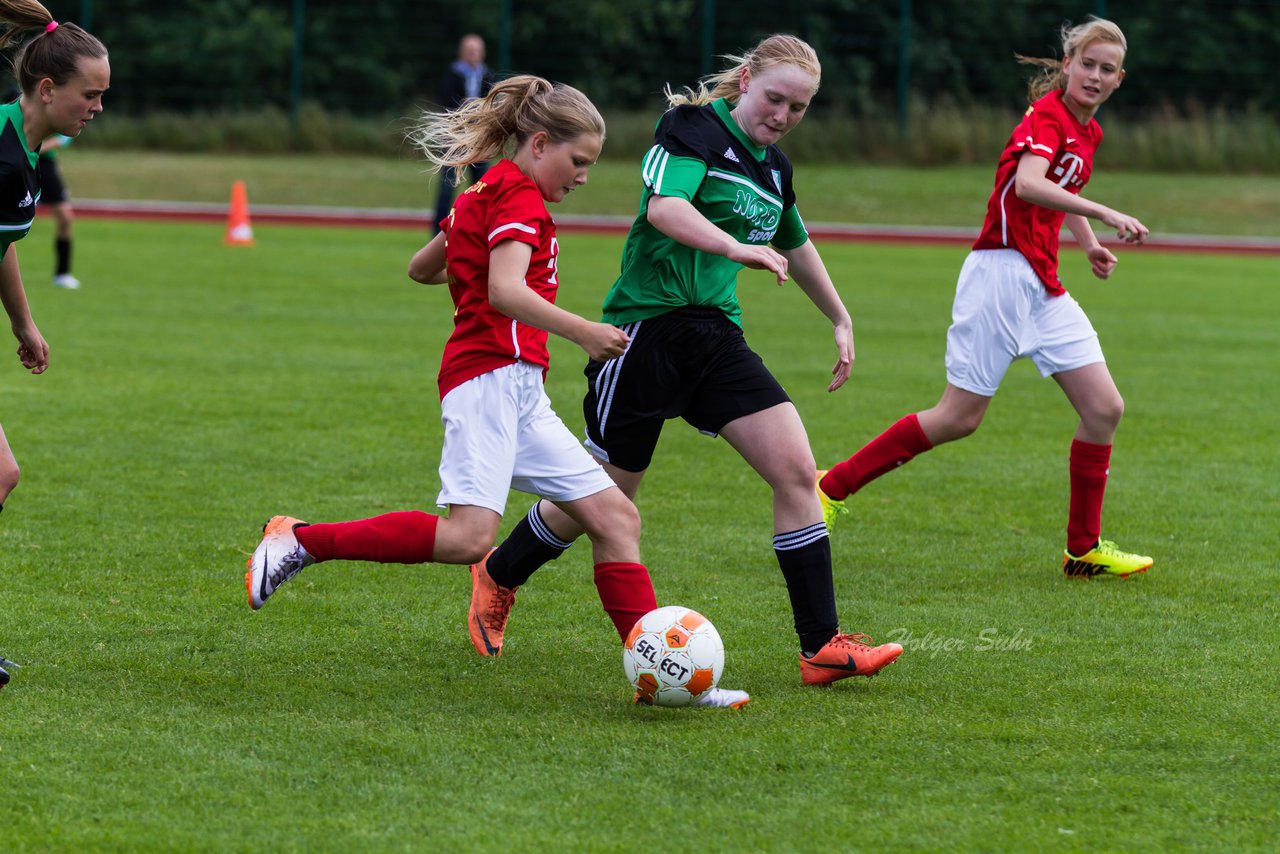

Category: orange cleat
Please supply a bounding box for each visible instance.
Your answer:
[800,631,903,686]
[468,550,517,657]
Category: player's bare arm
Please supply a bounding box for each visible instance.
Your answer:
[0,247,48,374]
[488,240,629,361]
[778,239,853,391]
[1014,154,1148,243]
[1065,214,1118,280]
[647,194,789,284]
[408,231,448,284]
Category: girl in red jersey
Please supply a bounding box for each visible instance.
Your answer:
[819,17,1154,579]
[244,76,748,707]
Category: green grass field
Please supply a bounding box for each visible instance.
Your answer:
[1,216,1277,850]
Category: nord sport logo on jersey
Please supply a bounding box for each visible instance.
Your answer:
[732,189,781,243]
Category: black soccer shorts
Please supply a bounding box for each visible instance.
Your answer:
[583,306,791,472]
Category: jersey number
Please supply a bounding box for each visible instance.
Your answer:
[547,236,559,285]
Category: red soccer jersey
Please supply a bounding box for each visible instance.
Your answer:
[972,90,1102,296]
[436,158,560,400]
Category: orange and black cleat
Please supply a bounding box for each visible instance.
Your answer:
[800,631,903,686]
[468,550,517,657]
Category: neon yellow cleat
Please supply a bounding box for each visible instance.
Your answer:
[1063,539,1153,579]
[816,469,848,534]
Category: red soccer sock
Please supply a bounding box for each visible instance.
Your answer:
[296,511,439,564]
[1067,439,1111,556]
[821,413,933,501]
[593,562,658,641]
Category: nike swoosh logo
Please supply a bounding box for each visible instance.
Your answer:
[258,545,270,600]
[474,614,501,655]
[1066,137,1077,144]
[804,655,862,673]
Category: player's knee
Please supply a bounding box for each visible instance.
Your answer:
[932,407,984,442]
[1101,392,1125,429]
[438,516,499,565]
[583,491,641,547]
[1081,391,1124,435]
[606,494,641,543]
[0,459,19,501]
[953,410,984,439]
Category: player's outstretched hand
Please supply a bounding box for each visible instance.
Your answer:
[580,321,631,362]
[1103,210,1148,245]
[828,322,854,392]
[13,323,48,374]
[728,243,789,285]
[1086,245,1119,280]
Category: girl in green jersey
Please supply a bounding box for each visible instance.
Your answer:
[474,35,904,688]
[0,1,108,514]
[0,0,108,685]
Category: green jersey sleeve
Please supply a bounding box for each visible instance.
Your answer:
[642,145,707,201]
[772,204,809,250]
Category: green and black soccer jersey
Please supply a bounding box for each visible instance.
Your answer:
[0,100,39,257]
[601,98,809,327]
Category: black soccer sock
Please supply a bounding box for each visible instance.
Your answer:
[486,502,575,589]
[774,524,839,655]
[55,238,71,276]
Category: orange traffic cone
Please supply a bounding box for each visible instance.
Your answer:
[225,180,254,246]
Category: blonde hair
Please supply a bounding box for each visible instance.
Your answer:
[1017,16,1127,103]
[410,74,604,180]
[665,33,820,108]
[0,0,107,95]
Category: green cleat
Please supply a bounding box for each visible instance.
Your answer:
[1063,539,1153,579]
[816,469,848,534]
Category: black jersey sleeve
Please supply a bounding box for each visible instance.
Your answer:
[652,104,726,165]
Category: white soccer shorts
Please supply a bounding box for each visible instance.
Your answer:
[944,249,1104,397]
[436,361,616,514]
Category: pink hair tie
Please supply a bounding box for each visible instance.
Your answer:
[45,21,58,33]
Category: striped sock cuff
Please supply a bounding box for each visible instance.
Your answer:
[528,503,574,550]
[772,523,829,551]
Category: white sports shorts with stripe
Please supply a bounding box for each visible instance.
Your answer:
[583,306,791,473]
[945,248,1105,397]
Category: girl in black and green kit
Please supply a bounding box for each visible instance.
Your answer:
[0,1,107,517]
[0,0,108,686]
[473,35,905,690]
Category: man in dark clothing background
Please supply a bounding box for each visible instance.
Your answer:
[433,34,496,233]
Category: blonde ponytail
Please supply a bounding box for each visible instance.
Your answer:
[411,74,604,178]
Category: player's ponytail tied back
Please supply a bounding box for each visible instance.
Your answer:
[0,0,107,97]
[506,75,604,149]
[0,0,52,49]
[410,73,602,180]
[410,74,553,177]
[488,74,555,143]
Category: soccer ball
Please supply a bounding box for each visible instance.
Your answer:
[623,605,724,706]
